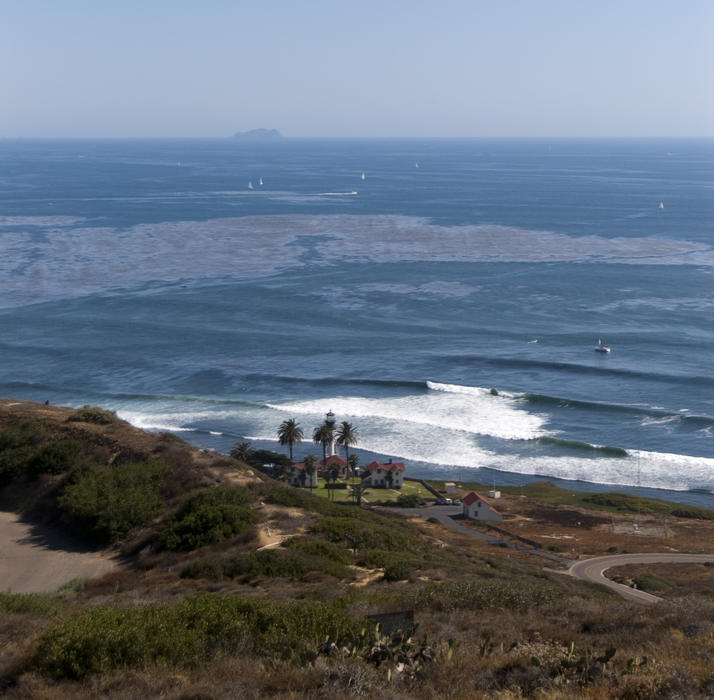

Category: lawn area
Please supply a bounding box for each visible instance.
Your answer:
[363,478,432,504]
[306,478,433,504]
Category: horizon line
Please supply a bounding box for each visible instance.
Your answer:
[3,134,714,141]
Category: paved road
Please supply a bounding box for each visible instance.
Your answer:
[568,552,714,604]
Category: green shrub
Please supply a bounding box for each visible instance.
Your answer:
[58,460,167,543]
[264,484,345,516]
[283,536,352,564]
[158,485,259,551]
[311,516,414,552]
[0,592,64,617]
[181,547,350,582]
[0,426,36,452]
[27,439,84,476]
[159,431,186,444]
[633,574,673,592]
[392,493,426,508]
[67,405,117,425]
[245,449,292,469]
[359,549,420,581]
[670,507,712,520]
[34,595,363,679]
[384,560,414,581]
[584,493,713,520]
[0,445,35,487]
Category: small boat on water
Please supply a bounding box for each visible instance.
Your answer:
[659,201,664,210]
[361,172,366,180]
[248,181,254,190]
[595,338,611,353]
[259,177,263,186]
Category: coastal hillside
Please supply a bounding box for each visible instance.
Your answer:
[0,399,713,699]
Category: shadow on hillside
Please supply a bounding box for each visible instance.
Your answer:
[15,515,112,555]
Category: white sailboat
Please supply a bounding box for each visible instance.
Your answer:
[659,201,664,210]
[248,181,254,190]
[259,177,263,186]
[595,339,611,353]
[361,172,366,180]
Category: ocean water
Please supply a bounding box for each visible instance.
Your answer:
[1,138,713,507]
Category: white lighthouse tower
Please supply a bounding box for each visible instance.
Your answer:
[325,410,337,456]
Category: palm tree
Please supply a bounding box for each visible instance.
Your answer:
[348,454,359,480]
[277,418,303,462]
[313,423,334,471]
[336,421,358,478]
[230,441,253,463]
[304,454,317,493]
[328,464,340,501]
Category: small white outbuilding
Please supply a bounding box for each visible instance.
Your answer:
[462,492,502,522]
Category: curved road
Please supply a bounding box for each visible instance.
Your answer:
[568,552,714,604]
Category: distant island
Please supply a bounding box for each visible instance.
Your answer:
[232,128,283,140]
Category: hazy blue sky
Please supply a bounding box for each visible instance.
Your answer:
[3,0,713,138]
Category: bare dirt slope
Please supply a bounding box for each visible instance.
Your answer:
[0,511,119,593]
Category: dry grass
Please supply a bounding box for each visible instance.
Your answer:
[458,494,714,560]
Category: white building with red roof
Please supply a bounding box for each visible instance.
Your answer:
[286,462,318,488]
[462,491,502,522]
[319,454,348,478]
[362,460,405,488]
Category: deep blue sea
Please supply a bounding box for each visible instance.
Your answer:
[1,138,713,506]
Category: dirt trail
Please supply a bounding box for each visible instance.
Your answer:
[0,511,119,593]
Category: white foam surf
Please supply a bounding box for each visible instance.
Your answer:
[268,383,547,441]
[113,389,714,493]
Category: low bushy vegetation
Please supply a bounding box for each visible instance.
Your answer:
[66,405,117,425]
[0,592,64,617]
[410,578,564,613]
[584,492,714,519]
[263,483,349,516]
[358,549,421,581]
[633,573,673,592]
[0,426,36,452]
[392,493,426,508]
[0,444,36,487]
[34,595,364,680]
[27,439,85,477]
[282,535,352,564]
[181,547,351,582]
[311,516,415,552]
[158,485,259,551]
[238,448,291,469]
[0,430,86,486]
[58,460,167,543]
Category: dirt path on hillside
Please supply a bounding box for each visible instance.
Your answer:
[0,511,120,593]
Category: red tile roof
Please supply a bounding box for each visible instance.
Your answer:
[320,455,347,467]
[365,461,405,473]
[462,491,487,506]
